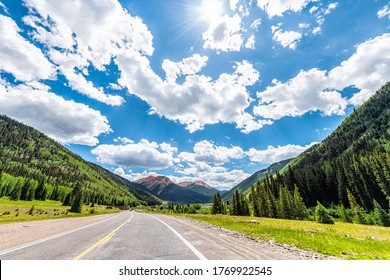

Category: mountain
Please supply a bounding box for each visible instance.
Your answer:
[178,180,219,197]
[0,114,161,206]
[221,158,291,201]
[254,82,390,211]
[135,176,214,203]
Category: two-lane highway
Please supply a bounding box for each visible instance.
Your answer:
[0,211,314,260]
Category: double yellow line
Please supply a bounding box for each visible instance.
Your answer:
[73,213,133,260]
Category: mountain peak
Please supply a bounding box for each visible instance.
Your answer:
[135,176,173,189]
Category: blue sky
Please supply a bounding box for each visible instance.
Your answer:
[0,0,389,190]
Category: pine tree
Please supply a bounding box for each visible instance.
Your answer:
[10,180,22,201]
[339,205,352,223]
[315,202,334,224]
[292,185,308,220]
[70,182,84,213]
[20,179,31,201]
[211,193,222,214]
[35,178,46,201]
[372,200,390,227]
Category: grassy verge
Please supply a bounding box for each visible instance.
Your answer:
[181,214,390,260]
[0,197,120,224]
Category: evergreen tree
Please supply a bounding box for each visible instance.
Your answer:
[20,179,31,201]
[35,178,47,201]
[339,205,352,223]
[10,180,22,201]
[315,202,334,224]
[70,182,84,213]
[63,192,71,206]
[211,193,222,214]
[372,200,390,227]
[292,185,308,220]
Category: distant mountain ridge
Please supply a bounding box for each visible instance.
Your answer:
[135,176,218,203]
[221,159,291,201]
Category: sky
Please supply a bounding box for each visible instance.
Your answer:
[0,0,389,190]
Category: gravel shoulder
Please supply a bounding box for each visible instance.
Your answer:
[0,213,119,251]
[159,214,337,260]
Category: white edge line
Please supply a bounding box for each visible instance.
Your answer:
[151,215,207,260]
[0,212,126,256]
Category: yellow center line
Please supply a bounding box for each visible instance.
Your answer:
[73,213,133,260]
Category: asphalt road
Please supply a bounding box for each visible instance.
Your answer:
[0,211,306,260]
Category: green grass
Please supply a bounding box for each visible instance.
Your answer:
[0,197,120,224]
[181,214,390,260]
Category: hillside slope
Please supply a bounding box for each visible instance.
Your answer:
[256,82,390,210]
[0,115,160,206]
[222,159,291,201]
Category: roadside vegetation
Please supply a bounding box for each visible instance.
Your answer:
[0,197,120,224]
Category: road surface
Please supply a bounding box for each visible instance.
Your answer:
[0,211,328,260]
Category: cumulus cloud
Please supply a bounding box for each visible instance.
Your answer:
[22,0,154,106]
[256,0,311,18]
[254,68,347,119]
[91,139,177,170]
[117,51,264,133]
[162,54,208,83]
[202,14,244,52]
[178,140,244,165]
[272,27,302,50]
[0,15,55,82]
[177,162,250,190]
[254,34,390,119]
[378,4,390,19]
[245,34,256,49]
[0,83,111,146]
[246,142,317,164]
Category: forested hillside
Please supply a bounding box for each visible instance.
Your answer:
[221,159,291,201]
[0,115,161,207]
[249,82,390,223]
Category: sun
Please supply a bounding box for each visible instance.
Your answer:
[199,0,224,22]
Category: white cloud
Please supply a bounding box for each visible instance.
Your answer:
[298,23,310,29]
[229,0,239,11]
[246,142,317,164]
[256,0,311,18]
[324,3,338,15]
[250,18,262,30]
[254,68,347,120]
[48,49,124,106]
[0,15,55,82]
[312,26,321,35]
[309,6,318,14]
[178,140,244,165]
[245,34,256,49]
[113,137,134,144]
[0,83,111,146]
[108,83,123,91]
[162,54,208,83]
[272,26,302,50]
[378,4,390,19]
[254,34,390,119]
[22,0,153,106]
[116,51,263,133]
[0,1,9,14]
[202,14,243,52]
[328,33,390,105]
[91,139,177,170]
[177,162,250,190]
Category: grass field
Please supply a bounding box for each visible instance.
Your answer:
[0,197,120,224]
[182,214,390,260]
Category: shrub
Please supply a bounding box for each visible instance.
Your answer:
[315,202,334,224]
